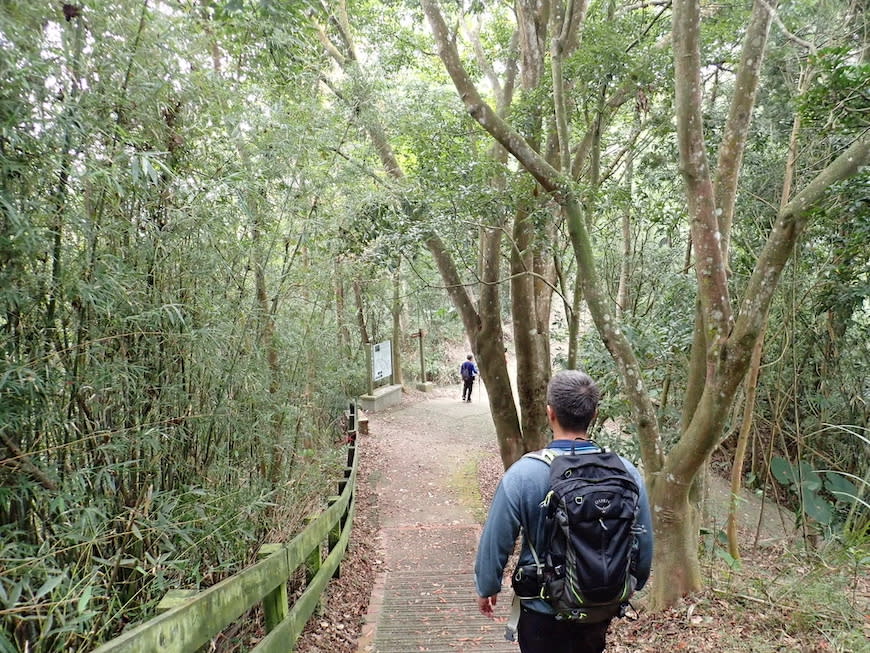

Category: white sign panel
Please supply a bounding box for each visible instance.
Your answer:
[372,340,392,382]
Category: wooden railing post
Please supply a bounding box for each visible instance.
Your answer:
[347,401,356,432]
[346,402,358,446]
[338,467,352,496]
[327,495,342,578]
[258,544,288,632]
[303,515,325,615]
[304,516,323,584]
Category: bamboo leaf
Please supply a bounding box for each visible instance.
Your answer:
[9,581,22,607]
[0,629,19,653]
[77,586,93,614]
[34,574,65,600]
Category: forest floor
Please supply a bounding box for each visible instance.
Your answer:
[292,376,868,653]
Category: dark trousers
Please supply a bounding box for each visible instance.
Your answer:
[517,607,611,653]
[462,378,474,400]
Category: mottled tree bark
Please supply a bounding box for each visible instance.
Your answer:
[510,203,552,449]
[714,0,778,260]
[352,280,369,346]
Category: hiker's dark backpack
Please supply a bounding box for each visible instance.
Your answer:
[511,447,641,623]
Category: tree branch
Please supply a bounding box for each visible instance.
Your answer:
[421,0,561,192]
[422,0,664,471]
[714,0,777,260]
[729,135,870,362]
[425,233,481,336]
[758,0,814,51]
[672,0,731,344]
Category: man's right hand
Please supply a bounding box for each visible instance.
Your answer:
[477,594,497,618]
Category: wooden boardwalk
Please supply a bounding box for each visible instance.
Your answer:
[358,524,518,652]
[355,387,519,653]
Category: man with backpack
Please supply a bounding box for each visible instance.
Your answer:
[474,370,653,653]
[460,354,479,402]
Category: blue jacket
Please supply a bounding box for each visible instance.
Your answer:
[461,360,478,379]
[474,439,653,615]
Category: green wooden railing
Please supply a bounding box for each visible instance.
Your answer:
[92,409,360,653]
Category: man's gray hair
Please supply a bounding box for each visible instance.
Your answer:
[547,370,600,433]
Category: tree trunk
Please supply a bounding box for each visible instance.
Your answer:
[352,280,369,347]
[615,111,637,317]
[714,0,778,260]
[528,224,556,448]
[508,0,555,448]
[391,261,404,387]
[647,473,702,601]
[681,304,707,430]
[428,232,524,467]
[567,276,583,369]
[511,204,550,448]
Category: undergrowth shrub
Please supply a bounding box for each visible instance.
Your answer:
[0,441,346,651]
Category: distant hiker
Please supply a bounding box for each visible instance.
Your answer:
[474,370,654,653]
[460,354,478,402]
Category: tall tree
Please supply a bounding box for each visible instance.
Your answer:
[312,1,526,465]
[314,0,653,464]
[422,0,869,608]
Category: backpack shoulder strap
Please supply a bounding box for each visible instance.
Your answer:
[523,444,605,464]
[522,449,558,465]
[516,451,558,575]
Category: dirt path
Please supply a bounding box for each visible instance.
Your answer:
[344,376,805,653]
[288,362,870,653]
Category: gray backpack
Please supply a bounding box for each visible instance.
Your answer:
[512,448,640,623]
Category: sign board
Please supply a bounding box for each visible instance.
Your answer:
[372,340,392,382]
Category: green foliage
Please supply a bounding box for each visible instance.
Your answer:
[0,1,367,650]
[0,453,343,651]
[799,47,870,132]
[1,0,867,645]
[700,527,741,570]
[736,169,870,497]
[770,454,866,533]
[779,547,869,649]
[579,215,696,445]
